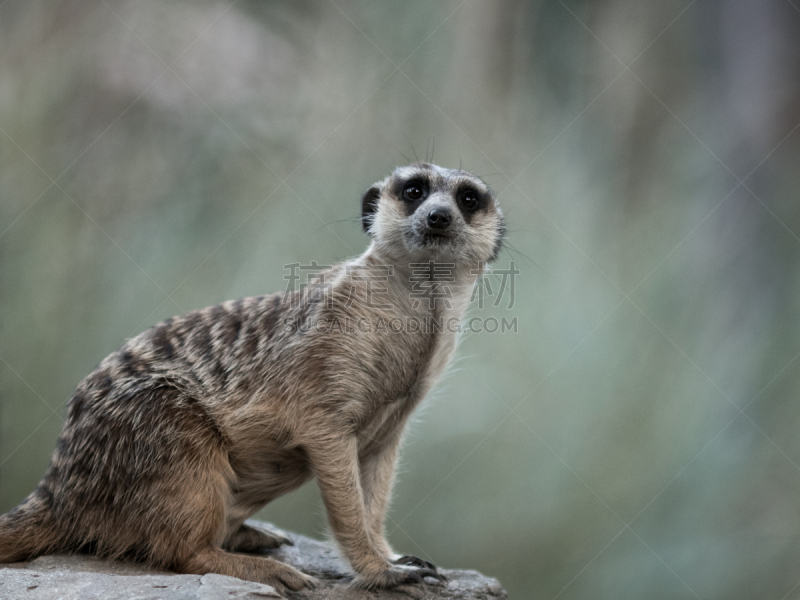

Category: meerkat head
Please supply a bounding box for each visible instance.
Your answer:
[361,163,505,265]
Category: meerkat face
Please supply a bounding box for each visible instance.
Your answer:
[362,163,505,264]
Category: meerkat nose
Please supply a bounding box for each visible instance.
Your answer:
[427,207,452,229]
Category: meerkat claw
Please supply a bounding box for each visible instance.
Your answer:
[396,555,438,572]
[410,567,446,584]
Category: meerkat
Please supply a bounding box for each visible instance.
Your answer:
[0,163,505,593]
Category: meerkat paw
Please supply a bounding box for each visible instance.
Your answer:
[182,548,315,595]
[395,554,441,573]
[396,555,447,584]
[353,562,447,590]
[243,559,316,594]
[223,522,294,553]
[266,563,317,593]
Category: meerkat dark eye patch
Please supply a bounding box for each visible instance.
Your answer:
[361,185,381,234]
[402,181,426,202]
[459,190,479,211]
[455,186,487,222]
[391,177,429,216]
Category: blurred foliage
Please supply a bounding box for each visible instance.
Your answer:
[2,1,800,598]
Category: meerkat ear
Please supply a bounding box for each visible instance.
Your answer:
[361,185,381,235]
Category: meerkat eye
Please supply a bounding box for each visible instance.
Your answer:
[460,191,479,211]
[403,182,424,201]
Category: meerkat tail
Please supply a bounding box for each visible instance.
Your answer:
[0,488,61,563]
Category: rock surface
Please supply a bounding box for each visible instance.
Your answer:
[0,520,507,600]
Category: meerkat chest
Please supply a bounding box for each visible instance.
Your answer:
[418,324,458,391]
[355,324,460,455]
[399,289,468,394]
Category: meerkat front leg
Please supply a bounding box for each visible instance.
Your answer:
[360,433,442,576]
[360,436,400,560]
[307,434,444,589]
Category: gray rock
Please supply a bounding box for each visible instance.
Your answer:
[0,520,507,600]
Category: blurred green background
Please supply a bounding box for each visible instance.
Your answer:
[2,1,800,598]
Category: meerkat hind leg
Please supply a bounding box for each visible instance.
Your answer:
[182,547,314,592]
[223,522,293,552]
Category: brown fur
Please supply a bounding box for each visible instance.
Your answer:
[0,164,504,592]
